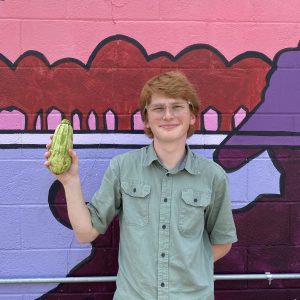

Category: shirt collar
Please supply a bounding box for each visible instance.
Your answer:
[184,146,199,175]
[142,143,199,175]
[142,143,160,167]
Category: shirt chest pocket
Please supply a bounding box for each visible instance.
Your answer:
[121,181,151,227]
[178,188,211,236]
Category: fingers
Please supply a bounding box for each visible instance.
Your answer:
[68,149,77,161]
[44,150,50,158]
[46,135,53,150]
[44,160,50,168]
[68,148,75,155]
[44,135,77,172]
[44,136,53,169]
[44,149,51,170]
[44,148,75,160]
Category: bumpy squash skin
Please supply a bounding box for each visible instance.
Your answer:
[49,119,73,175]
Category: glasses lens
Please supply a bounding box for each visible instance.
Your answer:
[147,102,189,116]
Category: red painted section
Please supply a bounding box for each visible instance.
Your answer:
[0,38,271,131]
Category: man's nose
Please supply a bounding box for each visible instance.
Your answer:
[162,106,174,119]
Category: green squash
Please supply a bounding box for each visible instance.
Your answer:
[49,119,73,175]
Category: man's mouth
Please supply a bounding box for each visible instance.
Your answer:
[160,124,179,129]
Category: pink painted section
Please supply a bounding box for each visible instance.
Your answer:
[1,0,300,62]
[0,20,21,63]
[234,107,247,128]
[133,111,144,130]
[204,109,218,131]
[47,110,62,130]
[0,0,66,18]
[73,114,80,130]
[0,110,25,129]
[105,110,115,130]
[36,114,42,130]
[88,112,96,130]
[111,0,159,20]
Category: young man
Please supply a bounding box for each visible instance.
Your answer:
[45,70,237,300]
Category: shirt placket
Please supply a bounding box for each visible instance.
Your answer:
[157,171,172,300]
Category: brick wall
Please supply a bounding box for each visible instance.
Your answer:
[1,1,300,299]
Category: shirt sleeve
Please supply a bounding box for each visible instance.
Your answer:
[87,157,122,234]
[205,170,238,245]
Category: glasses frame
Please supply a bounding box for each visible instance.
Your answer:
[144,100,194,117]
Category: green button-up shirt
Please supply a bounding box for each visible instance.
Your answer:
[88,144,237,300]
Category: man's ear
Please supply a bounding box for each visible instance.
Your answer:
[190,113,196,126]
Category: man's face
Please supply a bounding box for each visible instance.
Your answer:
[145,94,196,143]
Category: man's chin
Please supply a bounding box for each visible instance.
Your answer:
[155,132,187,143]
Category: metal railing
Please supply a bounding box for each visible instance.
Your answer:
[1,273,300,286]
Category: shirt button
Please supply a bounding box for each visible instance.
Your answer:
[161,252,165,257]
[164,198,167,202]
[161,282,165,287]
[194,198,198,203]
[166,173,170,176]
[133,188,136,193]
[162,225,166,229]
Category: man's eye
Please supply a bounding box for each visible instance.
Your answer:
[152,107,164,112]
[173,105,184,109]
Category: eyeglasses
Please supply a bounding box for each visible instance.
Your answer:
[145,101,193,117]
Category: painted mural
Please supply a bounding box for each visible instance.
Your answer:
[1,35,300,299]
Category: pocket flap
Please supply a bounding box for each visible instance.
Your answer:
[121,181,151,197]
[181,188,211,207]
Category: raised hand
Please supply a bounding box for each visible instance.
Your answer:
[44,136,80,187]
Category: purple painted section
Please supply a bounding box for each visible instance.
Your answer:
[214,144,300,293]
[225,49,300,146]
[227,150,280,209]
[278,50,300,68]
[0,207,21,249]
[225,135,300,145]
[0,146,282,298]
[0,148,128,296]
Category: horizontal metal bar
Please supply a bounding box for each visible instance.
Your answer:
[0,276,117,284]
[214,273,300,281]
[1,273,300,284]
